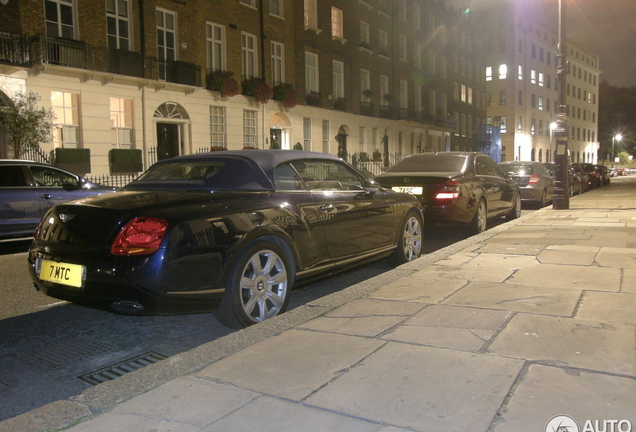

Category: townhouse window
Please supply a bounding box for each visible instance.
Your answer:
[413,42,421,68]
[531,93,536,108]
[107,0,130,50]
[209,106,226,148]
[372,127,378,151]
[453,82,459,101]
[547,97,551,112]
[539,119,543,135]
[498,64,507,79]
[546,74,551,89]
[413,3,420,29]
[156,8,177,81]
[399,35,407,62]
[51,91,80,148]
[45,0,76,39]
[428,50,436,74]
[206,22,226,71]
[439,55,446,78]
[531,118,535,134]
[305,51,319,92]
[486,66,492,81]
[531,69,536,84]
[271,41,285,85]
[518,116,523,133]
[243,110,257,148]
[547,51,551,65]
[531,44,536,58]
[398,0,407,20]
[331,7,344,39]
[468,114,473,138]
[460,84,467,102]
[359,126,366,152]
[239,0,256,7]
[380,74,389,106]
[539,72,544,87]
[414,84,422,113]
[429,89,437,115]
[110,98,133,149]
[360,69,371,101]
[360,21,370,45]
[270,0,283,18]
[518,64,523,80]
[304,0,318,29]
[399,80,408,109]
[500,116,507,133]
[538,96,544,111]
[304,117,313,151]
[322,120,330,153]
[379,30,389,54]
[486,91,492,106]
[499,90,506,105]
[333,60,344,100]
[242,32,258,78]
[453,54,459,72]
[467,87,473,105]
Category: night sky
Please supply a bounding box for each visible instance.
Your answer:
[447,0,636,88]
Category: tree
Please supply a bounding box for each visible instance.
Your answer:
[0,91,54,159]
[598,80,636,162]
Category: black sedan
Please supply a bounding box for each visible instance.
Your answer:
[0,160,115,240]
[374,152,520,237]
[500,161,554,207]
[28,150,423,329]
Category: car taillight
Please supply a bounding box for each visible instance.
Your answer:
[110,217,168,256]
[528,174,540,184]
[435,180,460,200]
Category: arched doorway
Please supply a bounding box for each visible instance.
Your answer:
[269,112,292,149]
[336,125,349,159]
[153,102,191,162]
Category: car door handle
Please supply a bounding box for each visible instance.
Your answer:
[41,194,52,200]
[319,204,335,212]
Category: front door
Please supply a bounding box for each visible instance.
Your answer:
[156,123,180,161]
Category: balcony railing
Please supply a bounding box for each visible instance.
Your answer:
[360,101,375,116]
[0,33,201,87]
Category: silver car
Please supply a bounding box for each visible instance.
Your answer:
[499,161,554,207]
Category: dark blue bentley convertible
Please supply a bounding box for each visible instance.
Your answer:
[28,150,423,328]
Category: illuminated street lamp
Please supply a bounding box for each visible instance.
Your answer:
[612,134,622,168]
[553,0,569,209]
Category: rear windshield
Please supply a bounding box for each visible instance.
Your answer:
[501,165,535,176]
[128,158,273,191]
[388,154,468,173]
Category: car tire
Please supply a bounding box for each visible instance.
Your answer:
[214,239,293,329]
[391,210,423,265]
[464,198,487,237]
[506,193,521,221]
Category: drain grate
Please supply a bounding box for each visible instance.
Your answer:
[23,338,117,369]
[78,351,169,386]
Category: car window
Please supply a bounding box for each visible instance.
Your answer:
[291,160,364,191]
[501,164,535,175]
[29,166,78,187]
[0,166,28,187]
[480,157,506,178]
[273,163,304,191]
[388,154,467,173]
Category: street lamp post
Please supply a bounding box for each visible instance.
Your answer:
[550,122,557,163]
[612,134,622,168]
[553,0,570,209]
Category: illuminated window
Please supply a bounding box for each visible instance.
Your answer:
[498,64,507,79]
[51,91,80,148]
[110,98,133,149]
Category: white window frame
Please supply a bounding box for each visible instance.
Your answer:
[305,51,319,93]
[106,0,131,50]
[498,64,507,79]
[271,41,285,85]
[379,30,389,54]
[206,22,226,71]
[239,0,256,8]
[398,0,407,21]
[380,74,389,106]
[414,83,422,113]
[360,69,371,102]
[304,0,318,30]
[413,3,421,29]
[51,91,80,149]
[156,8,177,81]
[360,21,370,45]
[110,97,133,149]
[243,110,257,148]
[241,31,258,78]
[45,0,77,39]
[270,0,283,18]
[331,7,344,39]
[399,34,407,62]
[333,60,344,100]
[209,106,226,148]
[399,80,408,109]
[413,42,421,68]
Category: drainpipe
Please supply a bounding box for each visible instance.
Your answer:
[259,0,267,149]
[138,0,149,168]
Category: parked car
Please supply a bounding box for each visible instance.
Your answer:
[541,162,584,196]
[572,163,601,189]
[0,160,116,240]
[499,161,554,207]
[569,163,589,194]
[374,152,520,237]
[28,150,423,329]
[594,165,611,186]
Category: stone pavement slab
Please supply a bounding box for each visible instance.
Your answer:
[196,329,384,401]
[305,342,524,432]
[596,247,636,268]
[491,364,636,431]
[507,263,621,291]
[382,304,512,351]
[487,314,636,376]
[444,281,582,316]
[369,276,467,303]
[537,245,599,265]
[623,269,636,293]
[576,291,636,325]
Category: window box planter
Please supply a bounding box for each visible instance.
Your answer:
[272,84,298,109]
[109,149,143,174]
[305,91,321,107]
[206,70,239,97]
[242,77,272,104]
[54,148,91,175]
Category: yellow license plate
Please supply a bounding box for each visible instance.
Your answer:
[38,259,84,288]
[392,186,423,195]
